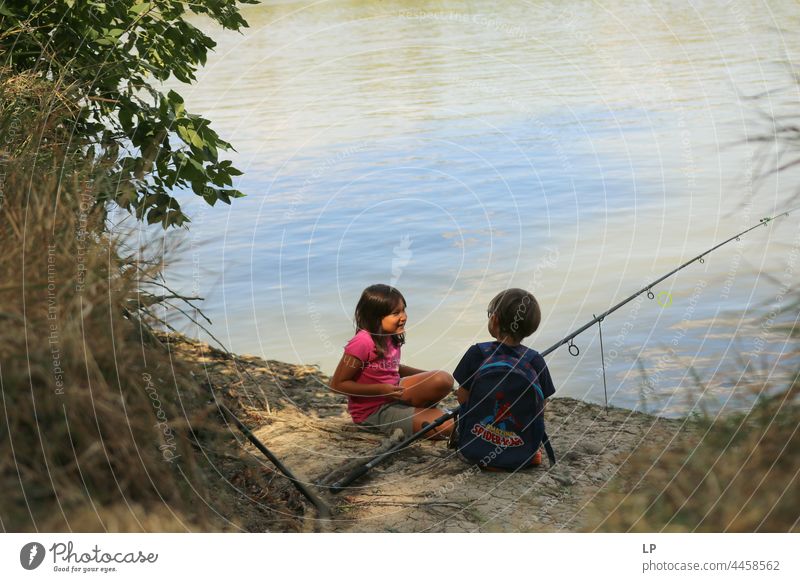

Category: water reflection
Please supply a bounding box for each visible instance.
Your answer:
[146,0,800,417]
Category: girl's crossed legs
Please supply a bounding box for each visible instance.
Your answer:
[398,370,455,439]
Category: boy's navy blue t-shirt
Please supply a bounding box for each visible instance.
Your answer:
[453,341,556,398]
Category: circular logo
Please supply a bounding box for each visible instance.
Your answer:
[656,291,673,308]
[20,542,46,570]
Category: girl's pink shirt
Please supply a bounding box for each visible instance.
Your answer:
[343,330,401,423]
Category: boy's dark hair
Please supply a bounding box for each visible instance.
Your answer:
[354,284,406,358]
[487,288,541,342]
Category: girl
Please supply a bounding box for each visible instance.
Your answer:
[330,284,454,439]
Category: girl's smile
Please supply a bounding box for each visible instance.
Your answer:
[381,305,407,334]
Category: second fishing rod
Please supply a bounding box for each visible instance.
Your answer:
[326,207,796,492]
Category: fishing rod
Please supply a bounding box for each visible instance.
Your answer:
[327,207,797,492]
[538,208,796,360]
[208,391,332,521]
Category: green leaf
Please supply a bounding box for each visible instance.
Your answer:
[118,107,133,131]
[176,125,204,149]
[3,0,251,229]
[167,90,184,104]
[146,208,164,225]
[130,2,152,16]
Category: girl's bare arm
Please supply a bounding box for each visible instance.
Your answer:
[330,354,402,398]
[398,363,426,377]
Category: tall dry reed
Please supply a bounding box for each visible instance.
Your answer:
[585,363,799,532]
[0,70,226,532]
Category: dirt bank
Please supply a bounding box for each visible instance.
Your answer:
[165,332,692,532]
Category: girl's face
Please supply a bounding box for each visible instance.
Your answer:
[381,302,407,335]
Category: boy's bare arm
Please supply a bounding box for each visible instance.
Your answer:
[455,386,469,405]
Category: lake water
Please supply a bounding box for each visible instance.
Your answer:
[124,0,800,417]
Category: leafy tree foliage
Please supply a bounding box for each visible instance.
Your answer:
[0,0,257,227]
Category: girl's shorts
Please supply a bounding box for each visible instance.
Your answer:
[359,402,415,437]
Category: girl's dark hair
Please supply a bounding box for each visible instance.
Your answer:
[354,284,406,358]
[487,288,541,342]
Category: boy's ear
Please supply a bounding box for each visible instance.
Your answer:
[488,313,499,334]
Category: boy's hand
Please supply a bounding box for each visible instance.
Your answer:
[383,384,405,401]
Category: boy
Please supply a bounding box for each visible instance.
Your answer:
[453,288,556,467]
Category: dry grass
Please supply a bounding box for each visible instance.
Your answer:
[585,359,800,532]
[0,167,215,531]
[0,71,270,532]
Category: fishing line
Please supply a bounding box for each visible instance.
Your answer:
[539,207,798,360]
[595,314,608,411]
[328,205,799,490]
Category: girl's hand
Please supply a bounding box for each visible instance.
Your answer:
[383,383,406,401]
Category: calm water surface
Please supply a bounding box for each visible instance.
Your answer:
[126,0,800,416]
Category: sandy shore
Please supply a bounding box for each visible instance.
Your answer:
[166,332,692,532]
